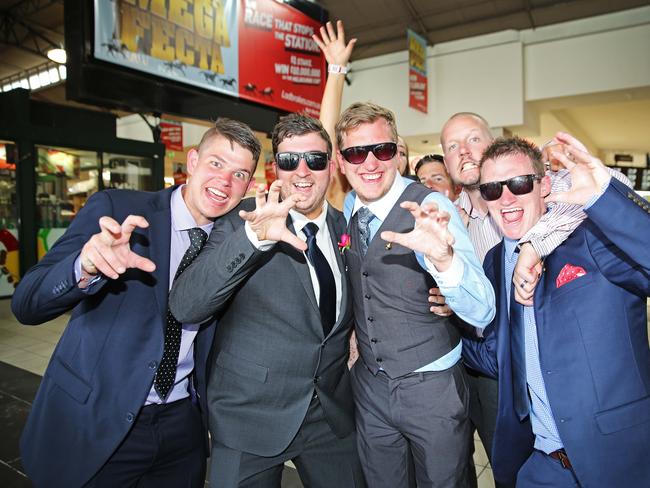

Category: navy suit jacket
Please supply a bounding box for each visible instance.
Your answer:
[463,178,650,487]
[12,188,216,488]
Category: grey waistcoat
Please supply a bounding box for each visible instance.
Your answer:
[347,183,461,378]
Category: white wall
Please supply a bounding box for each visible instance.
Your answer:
[341,6,650,137]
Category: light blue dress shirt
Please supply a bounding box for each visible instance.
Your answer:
[504,238,564,454]
[344,175,495,372]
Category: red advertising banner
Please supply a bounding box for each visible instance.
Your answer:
[238,1,325,117]
[408,30,428,114]
[160,119,184,151]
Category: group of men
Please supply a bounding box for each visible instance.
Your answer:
[12,20,650,488]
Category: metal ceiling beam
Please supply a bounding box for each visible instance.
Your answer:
[401,0,431,44]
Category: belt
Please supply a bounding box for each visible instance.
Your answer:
[548,449,573,470]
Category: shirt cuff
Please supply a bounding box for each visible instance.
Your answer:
[244,221,276,251]
[584,180,611,210]
[423,252,464,288]
[74,256,103,289]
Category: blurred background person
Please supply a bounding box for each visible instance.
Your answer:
[414,154,460,200]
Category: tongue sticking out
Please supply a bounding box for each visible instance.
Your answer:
[502,208,523,224]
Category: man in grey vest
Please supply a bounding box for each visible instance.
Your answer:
[335,102,495,488]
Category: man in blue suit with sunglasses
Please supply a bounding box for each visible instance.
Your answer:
[463,134,650,488]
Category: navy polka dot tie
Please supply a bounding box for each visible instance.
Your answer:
[154,227,208,400]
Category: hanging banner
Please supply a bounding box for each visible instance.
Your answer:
[93,0,326,116]
[408,29,427,114]
[160,119,184,151]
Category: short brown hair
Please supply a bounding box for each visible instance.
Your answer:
[198,118,262,164]
[271,113,332,157]
[335,102,398,150]
[480,136,545,176]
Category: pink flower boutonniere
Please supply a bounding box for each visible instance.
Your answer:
[338,233,351,254]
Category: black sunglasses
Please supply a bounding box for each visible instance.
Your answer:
[479,174,543,201]
[340,142,397,164]
[275,151,330,171]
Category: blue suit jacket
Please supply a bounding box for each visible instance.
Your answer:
[463,178,650,487]
[12,188,216,488]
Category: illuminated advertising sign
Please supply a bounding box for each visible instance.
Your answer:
[94,0,325,116]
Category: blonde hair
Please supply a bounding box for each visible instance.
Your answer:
[335,102,398,149]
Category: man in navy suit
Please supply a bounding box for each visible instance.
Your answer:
[11,118,261,488]
[462,133,650,487]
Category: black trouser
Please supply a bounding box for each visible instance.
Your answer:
[86,397,206,488]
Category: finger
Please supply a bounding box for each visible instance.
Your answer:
[267,180,283,204]
[336,20,345,40]
[430,305,453,316]
[326,20,336,40]
[319,25,330,44]
[420,202,441,215]
[554,132,588,153]
[283,230,307,251]
[98,216,123,245]
[239,209,256,222]
[550,150,576,171]
[127,252,156,273]
[544,190,572,204]
[312,34,326,52]
[428,294,446,305]
[254,184,267,209]
[120,215,149,242]
[343,39,357,59]
[84,243,122,279]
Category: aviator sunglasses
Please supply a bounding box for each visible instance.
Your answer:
[340,142,397,164]
[275,151,330,171]
[479,174,543,201]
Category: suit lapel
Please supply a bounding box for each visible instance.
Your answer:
[148,188,174,324]
[326,208,348,336]
[284,216,322,337]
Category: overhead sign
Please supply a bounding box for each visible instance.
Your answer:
[94,0,326,117]
[408,29,427,114]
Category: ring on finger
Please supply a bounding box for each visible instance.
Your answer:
[520,279,528,289]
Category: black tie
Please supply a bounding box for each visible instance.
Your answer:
[357,207,374,256]
[155,227,208,400]
[510,288,530,421]
[302,223,336,336]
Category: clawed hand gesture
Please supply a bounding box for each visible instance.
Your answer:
[239,180,307,251]
[381,201,455,272]
[79,215,156,281]
[312,20,357,67]
[544,132,612,206]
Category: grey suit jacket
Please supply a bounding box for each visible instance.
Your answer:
[169,198,355,456]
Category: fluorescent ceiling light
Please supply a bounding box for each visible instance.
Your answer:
[47,48,67,64]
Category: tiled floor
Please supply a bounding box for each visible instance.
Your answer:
[6,299,649,487]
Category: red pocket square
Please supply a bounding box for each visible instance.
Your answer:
[556,264,587,288]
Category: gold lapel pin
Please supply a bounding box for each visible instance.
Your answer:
[385,243,392,250]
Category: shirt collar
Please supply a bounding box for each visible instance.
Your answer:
[172,185,214,234]
[351,174,410,222]
[458,189,489,220]
[289,201,329,236]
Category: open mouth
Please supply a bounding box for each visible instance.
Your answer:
[460,161,479,173]
[501,207,523,224]
[293,181,314,192]
[360,172,382,183]
[206,187,228,203]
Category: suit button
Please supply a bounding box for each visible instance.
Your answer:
[362,271,368,277]
[226,265,232,272]
[367,317,374,322]
[376,358,383,363]
[370,338,378,343]
[148,361,157,370]
[364,294,371,300]
[239,253,245,259]
[126,412,135,423]
[313,376,320,384]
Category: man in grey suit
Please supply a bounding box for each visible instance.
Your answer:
[169,114,364,487]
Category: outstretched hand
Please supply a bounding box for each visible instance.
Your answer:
[544,132,611,206]
[79,215,156,281]
[312,20,357,67]
[239,180,307,251]
[381,201,455,272]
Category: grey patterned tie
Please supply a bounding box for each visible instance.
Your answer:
[155,227,208,400]
[357,207,375,256]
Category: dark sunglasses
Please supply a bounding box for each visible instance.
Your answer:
[340,142,397,164]
[275,151,330,171]
[479,174,543,201]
